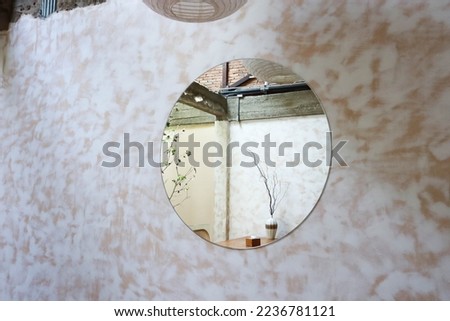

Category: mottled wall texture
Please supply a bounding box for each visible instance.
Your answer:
[0,0,449,300]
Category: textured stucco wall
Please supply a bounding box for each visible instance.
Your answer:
[0,0,449,300]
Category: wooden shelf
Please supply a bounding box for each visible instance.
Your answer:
[217,236,276,249]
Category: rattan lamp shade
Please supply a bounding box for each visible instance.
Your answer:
[143,0,248,23]
[242,59,303,84]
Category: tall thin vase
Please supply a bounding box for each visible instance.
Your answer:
[265,217,278,240]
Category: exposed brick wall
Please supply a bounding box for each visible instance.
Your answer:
[196,60,265,92]
[228,59,249,85]
[196,64,223,93]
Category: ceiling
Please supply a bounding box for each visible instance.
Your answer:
[0,0,106,30]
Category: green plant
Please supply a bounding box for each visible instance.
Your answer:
[161,129,197,207]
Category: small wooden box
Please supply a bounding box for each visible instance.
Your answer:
[245,237,261,247]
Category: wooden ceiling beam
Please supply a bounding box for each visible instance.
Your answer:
[178,81,228,118]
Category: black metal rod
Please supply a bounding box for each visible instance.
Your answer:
[218,82,311,97]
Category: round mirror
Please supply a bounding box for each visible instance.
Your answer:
[161,58,330,249]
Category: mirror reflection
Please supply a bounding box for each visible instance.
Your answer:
[161,59,330,249]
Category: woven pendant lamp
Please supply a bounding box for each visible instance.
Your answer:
[143,0,247,23]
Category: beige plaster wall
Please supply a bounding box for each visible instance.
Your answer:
[0,0,449,300]
[163,124,216,240]
[228,115,330,240]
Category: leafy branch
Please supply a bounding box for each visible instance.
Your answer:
[161,130,197,207]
